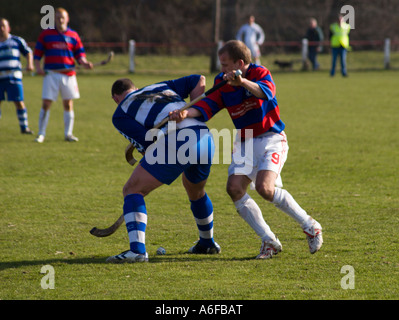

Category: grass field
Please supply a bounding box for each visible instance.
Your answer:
[0,53,398,303]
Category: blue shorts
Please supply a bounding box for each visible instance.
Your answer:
[0,80,24,101]
[140,126,215,185]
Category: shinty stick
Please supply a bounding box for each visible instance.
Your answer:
[43,51,114,74]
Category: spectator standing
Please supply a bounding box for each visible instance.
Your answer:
[305,18,324,70]
[329,14,351,77]
[236,15,265,65]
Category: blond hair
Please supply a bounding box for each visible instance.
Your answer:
[218,40,252,64]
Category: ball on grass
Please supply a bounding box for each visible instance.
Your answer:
[156,247,166,255]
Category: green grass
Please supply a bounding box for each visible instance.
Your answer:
[0,53,398,301]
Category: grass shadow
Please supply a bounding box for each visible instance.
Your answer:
[0,254,259,270]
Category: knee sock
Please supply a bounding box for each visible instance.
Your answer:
[234,193,276,242]
[124,194,147,254]
[190,193,215,247]
[16,109,29,132]
[64,110,75,137]
[38,108,50,136]
[272,188,311,227]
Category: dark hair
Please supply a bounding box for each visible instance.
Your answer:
[218,40,252,64]
[111,78,135,96]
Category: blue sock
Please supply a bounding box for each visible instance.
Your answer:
[123,194,147,254]
[17,109,29,132]
[190,193,215,247]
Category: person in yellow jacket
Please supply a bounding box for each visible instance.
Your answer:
[330,15,351,77]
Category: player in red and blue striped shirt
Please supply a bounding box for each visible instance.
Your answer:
[171,40,323,258]
[34,27,85,76]
[33,7,92,143]
[194,57,285,139]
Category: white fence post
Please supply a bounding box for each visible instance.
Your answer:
[384,38,390,70]
[129,39,136,73]
[301,38,309,70]
[216,40,223,71]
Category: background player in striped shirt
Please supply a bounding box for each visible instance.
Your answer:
[33,7,93,143]
[170,40,323,259]
[106,75,220,263]
[0,18,34,134]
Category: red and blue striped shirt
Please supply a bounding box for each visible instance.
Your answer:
[33,28,86,76]
[193,64,285,139]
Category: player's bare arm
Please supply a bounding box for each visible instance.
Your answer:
[169,108,201,123]
[78,56,94,69]
[34,59,45,75]
[239,77,267,99]
[26,52,34,71]
[190,75,206,100]
[169,75,205,122]
[225,70,267,99]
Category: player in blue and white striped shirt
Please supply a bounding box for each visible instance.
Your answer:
[0,18,33,134]
[106,75,220,263]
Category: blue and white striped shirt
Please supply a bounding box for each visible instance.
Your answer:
[0,34,31,83]
[113,75,206,153]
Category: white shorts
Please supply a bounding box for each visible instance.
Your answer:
[42,71,80,101]
[228,131,289,188]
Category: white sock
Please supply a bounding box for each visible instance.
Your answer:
[38,108,50,136]
[234,193,276,242]
[272,188,311,227]
[64,110,75,137]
